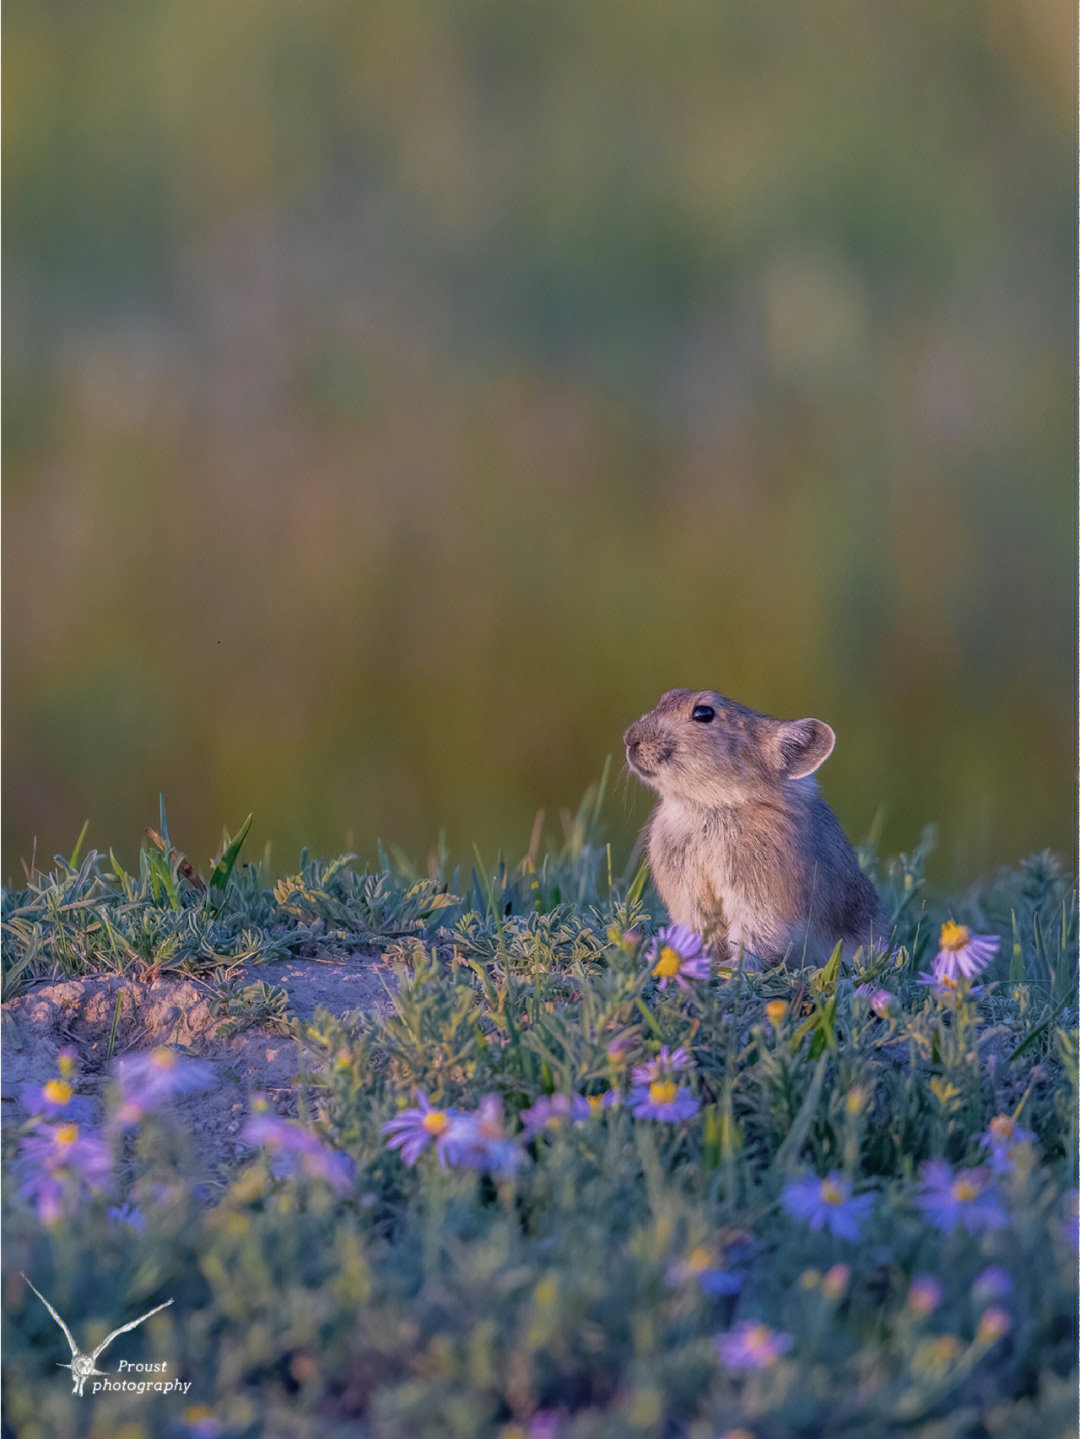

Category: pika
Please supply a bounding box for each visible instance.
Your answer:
[624,689,886,968]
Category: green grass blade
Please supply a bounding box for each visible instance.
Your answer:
[69,819,90,870]
[771,1052,829,1174]
[209,814,254,890]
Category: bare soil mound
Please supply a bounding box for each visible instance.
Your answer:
[1,951,398,1181]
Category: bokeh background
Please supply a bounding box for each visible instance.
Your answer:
[3,1,1075,887]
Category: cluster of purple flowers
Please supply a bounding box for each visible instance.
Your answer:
[17,1120,111,1224]
[980,1114,1034,1172]
[519,1092,619,1137]
[17,1050,102,1222]
[15,1045,222,1223]
[384,1043,709,1176]
[242,1103,354,1191]
[382,1092,526,1177]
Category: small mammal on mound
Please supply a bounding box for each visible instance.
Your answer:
[624,689,886,968]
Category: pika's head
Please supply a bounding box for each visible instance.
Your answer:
[623,689,835,807]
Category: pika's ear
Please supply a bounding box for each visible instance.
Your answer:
[773,719,835,779]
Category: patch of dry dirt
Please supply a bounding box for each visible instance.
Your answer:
[1,950,399,1181]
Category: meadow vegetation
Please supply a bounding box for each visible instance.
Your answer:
[2,794,1075,1438]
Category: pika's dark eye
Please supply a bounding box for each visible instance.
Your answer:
[691,704,715,723]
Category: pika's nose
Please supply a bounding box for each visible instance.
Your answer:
[623,720,642,748]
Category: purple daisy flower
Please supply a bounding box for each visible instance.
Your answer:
[855,984,897,1019]
[869,989,898,1018]
[520,1093,591,1138]
[647,925,711,991]
[381,1090,471,1167]
[665,1242,744,1297]
[916,958,985,999]
[181,1406,225,1439]
[979,1114,1034,1172]
[18,1122,112,1181]
[604,1033,639,1066]
[697,1268,744,1298]
[916,1160,1008,1234]
[631,1045,693,1086]
[19,1173,67,1225]
[242,1109,353,1191]
[17,1122,112,1223]
[20,1077,94,1121]
[628,1080,700,1121]
[714,1319,793,1371]
[113,1047,217,1119]
[781,1171,876,1243]
[108,1202,147,1230]
[933,922,999,980]
[445,1095,527,1177]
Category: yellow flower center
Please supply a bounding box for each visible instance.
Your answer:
[58,1053,75,1077]
[649,1081,677,1106]
[55,1124,79,1146]
[939,974,960,990]
[820,1179,846,1206]
[422,1111,449,1137]
[765,1000,787,1027]
[845,1087,868,1116]
[988,1116,1014,1140]
[746,1324,773,1355]
[951,1178,979,1203]
[939,921,971,951]
[686,1245,712,1275]
[43,1080,73,1105]
[928,1335,960,1364]
[653,946,682,979]
[151,1047,178,1070]
[586,1095,604,1113]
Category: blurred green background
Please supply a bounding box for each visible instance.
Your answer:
[3,1,1074,886]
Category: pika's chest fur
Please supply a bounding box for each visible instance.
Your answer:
[647,796,811,957]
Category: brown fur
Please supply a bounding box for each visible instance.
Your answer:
[624,689,885,967]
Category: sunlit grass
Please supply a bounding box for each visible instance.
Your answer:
[2,800,1075,1437]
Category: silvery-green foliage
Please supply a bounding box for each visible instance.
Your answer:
[274,855,464,941]
[2,808,1076,1438]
